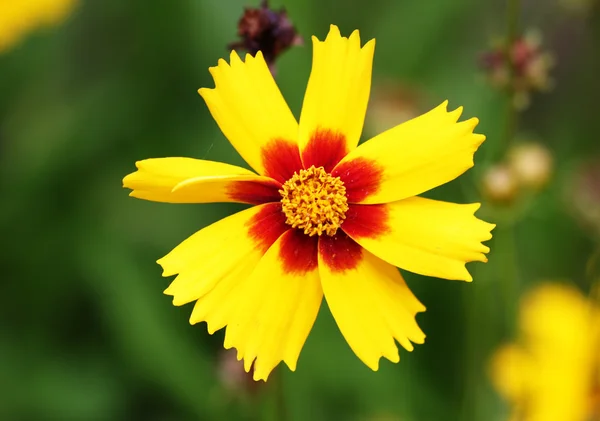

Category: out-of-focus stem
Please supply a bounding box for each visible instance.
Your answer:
[275,371,287,421]
[264,369,288,421]
[502,0,521,336]
[586,246,600,304]
[499,225,520,335]
[461,278,482,421]
[503,0,520,150]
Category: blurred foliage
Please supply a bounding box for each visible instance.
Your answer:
[1,0,599,420]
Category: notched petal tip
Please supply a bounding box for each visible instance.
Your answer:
[122,173,135,188]
[244,356,254,373]
[403,342,415,352]
[253,369,269,382]
[413,332,426,345]
[365,349,401,371]
[367,359,380,371]
[230,49,243,65]
[216,58,229,69]
[326,24,342,39]
[414,301,427,314]
[463,117,481,132]
[362,38,376,54]
[122,162,150,188]
[283,359,297,372]
[474,133,486,144]
[156,257,177,278]
[448,105,464,122]
[318,24,375,49]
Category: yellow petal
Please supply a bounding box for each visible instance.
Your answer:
[342,198,495,281]
[493,284,600,421]
[199,51,302,182]
[161,203,288,306]
[490,344,532,402]
[318,232,425,370]
[298,25,375,171]
[123,158,281,204]
[332,101,485,204]
[222,230,322,381]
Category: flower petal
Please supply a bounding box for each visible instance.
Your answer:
[298,25,375,172]
[342,197,495,281]
[490,344,532,402]
[318,231,425,370]
[223,230,322,381]
[332,102,485,204]
[199,51,302,182]
[161,203,288,306]
[123,158,281,204]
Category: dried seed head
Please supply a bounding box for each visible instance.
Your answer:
[480,30,554,110]
[229,0,303,74]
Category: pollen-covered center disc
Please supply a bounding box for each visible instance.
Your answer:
[280,166,349,237]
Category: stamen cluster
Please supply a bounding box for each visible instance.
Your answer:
[280,166,349,236]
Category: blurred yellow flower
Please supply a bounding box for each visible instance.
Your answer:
[123,25,494,381]
[491,283,600,421]
[0,0,77,53]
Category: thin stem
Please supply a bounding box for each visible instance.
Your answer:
[506,0,520,56]
[503,0,520,150]
[265,369,288,421]
[499,225,520,336]
[275,371,288,421]
[461,278,481,421]
[586,246,600,303]
[501,0,522,335]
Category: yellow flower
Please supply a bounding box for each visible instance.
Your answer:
[123,25,495,381]
[491,283,600,421]
[0,0,77,53]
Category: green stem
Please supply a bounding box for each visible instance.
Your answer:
[506,0,519,53]
[503,0,520,150]
[276,371,288,421]
[499,0,522,336]
[499,225,520,336]
[585,246,600,303]
[461,278,481,421]
[264,369,288,421]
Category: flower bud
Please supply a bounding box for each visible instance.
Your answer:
[508,142,553,190]
[482,164,519,203]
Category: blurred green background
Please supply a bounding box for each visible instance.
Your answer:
[1,0,599,420]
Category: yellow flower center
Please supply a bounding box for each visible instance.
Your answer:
[280,166,349,237]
